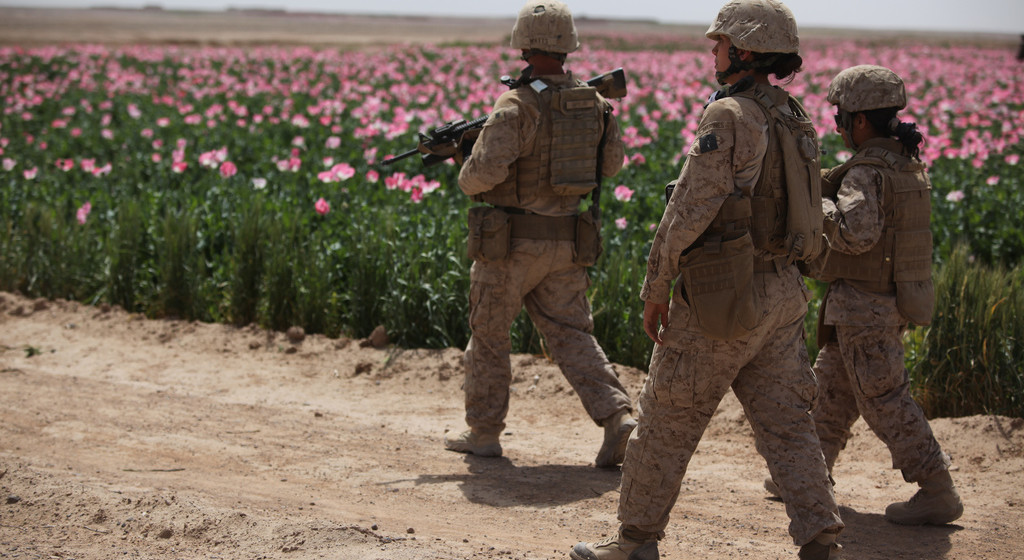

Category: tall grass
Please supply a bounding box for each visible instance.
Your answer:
[911,245,1024,418]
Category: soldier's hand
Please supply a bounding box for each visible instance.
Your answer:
[454,128,480,166]
[643,300,670,345]
[417,139,458,159]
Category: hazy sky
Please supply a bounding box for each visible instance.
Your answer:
[1,0,1023,34]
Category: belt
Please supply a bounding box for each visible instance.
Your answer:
[509,213,577,241]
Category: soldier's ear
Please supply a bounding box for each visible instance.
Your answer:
[853,112,869,131]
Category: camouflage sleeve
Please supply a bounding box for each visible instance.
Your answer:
[600,98,624,178]
[640,99,750,304]
[830,164,885,255]
[457,92,538,196]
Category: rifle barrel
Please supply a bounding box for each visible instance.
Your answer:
[381,147,420,166]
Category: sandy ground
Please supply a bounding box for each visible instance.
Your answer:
[1,291,1023,560]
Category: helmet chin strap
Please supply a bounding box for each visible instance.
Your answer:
[837,109,859,151]
[715,46,748,85]
[715,45,779,85]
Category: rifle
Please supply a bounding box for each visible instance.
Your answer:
[381,67,627,167]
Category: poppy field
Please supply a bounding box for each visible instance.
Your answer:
[0,35,1021,415]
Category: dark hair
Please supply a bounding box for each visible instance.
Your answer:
[752,52,803,82]
[862,107,925,160]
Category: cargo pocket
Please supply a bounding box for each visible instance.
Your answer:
[648,346,695,408]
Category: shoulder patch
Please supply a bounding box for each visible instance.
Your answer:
[484,107,515,126]
[698,133,719,153]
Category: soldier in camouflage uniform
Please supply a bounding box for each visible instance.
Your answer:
[571,2,843,559]
[803,65,963,526]
[444,0,636,468]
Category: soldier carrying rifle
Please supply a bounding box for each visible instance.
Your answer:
[437,0,638,468]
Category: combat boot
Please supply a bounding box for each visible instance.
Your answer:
[570,529,658,560]
[884,470,963,525]
[595,409,637,468]
[798,530,842,560]
[443,429,502,457]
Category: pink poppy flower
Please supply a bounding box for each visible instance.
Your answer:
[986,176,1000,186]
[76,201,92,225]
[613,185,634,202]
[172,161,188,174]
[219,161,237,178]
[332,162,355,181]
[615,217,628,230]
[24,167,38,180]
[314,197,330,216]
[945,190,965,203]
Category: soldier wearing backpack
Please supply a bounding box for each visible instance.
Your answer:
[569,2,842,559]
[803,65,963,526]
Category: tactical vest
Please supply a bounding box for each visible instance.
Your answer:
[817,138,932,288]
[474,81,605,212]
[700,84,824,263]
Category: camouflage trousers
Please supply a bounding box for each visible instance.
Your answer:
[812,325,950,482]
[618,267,843,546]
[463,238,631,434]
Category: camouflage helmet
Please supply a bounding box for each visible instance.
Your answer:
[510,0,580,54]
[705,0,800,54]
[827,65,907,112]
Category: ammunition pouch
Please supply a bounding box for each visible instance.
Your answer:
[677,232,762,340]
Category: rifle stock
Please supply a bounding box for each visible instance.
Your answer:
[381,68,627,168]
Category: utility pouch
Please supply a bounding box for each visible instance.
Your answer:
[574,208,603,266]
[467,206,511,263]
[893,229,935,325]
[816,285,836,348]
[896,280,934,326]
[677,233,762,340]
[799,217,838,278]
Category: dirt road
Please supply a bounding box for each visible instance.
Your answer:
[1,291,1022,559]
